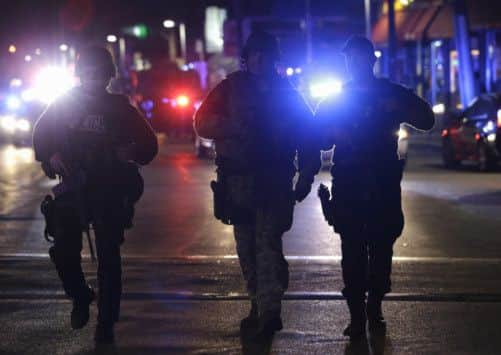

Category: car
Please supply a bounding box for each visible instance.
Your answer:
[0,94,44,146]
[441,94,501,171]
[195,135,215,158]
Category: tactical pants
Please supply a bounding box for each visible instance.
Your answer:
[229,176,293,316]
[50,199,124,326]
[340,231,397,303]
[234,210,290,315]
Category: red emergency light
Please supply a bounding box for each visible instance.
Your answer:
[176,95,190,107]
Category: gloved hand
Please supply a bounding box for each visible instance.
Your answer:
[295,175,313,202]
[49,152,70,176]
[116,143,136,163]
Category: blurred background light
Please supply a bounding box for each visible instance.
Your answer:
[309,79,343,99]
[6,96,21,110]
[10,79,22,88]
[16,119,31,132]
[32,66,76,103]
[163,19,176,28]
[432,103,445,114]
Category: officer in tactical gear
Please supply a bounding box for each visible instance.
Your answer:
[194,31,319,338]
[315,36,434,339]
[33,46,158,344]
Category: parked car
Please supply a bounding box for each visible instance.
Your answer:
[441,94,501,171]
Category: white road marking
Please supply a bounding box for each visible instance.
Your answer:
[1,290,501,303]
[1,253,501,264]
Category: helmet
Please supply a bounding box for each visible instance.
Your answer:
[75,46,116,80]
[341,35,376,62]
[241,31,280,61]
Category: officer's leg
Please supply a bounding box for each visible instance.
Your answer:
[93,220,124,343]
[254,203,289,334]
[367,235,396,330]
[234,224,258,329]
[340,233,368,338]
[234,224,257,301]
[51,203,94,329]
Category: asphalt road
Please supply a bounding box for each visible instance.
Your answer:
[1,135,501,354]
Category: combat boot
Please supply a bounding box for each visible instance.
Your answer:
[343,299,366,339]
[71,285,95,330]
[94,322,115,345]
[240,299,259,330]
[367,295,386,333]
[253,311,283,339]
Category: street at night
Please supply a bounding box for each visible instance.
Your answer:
[1,136,501,354]
[1,0,501,354]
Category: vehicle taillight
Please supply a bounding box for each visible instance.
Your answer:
[441,129,449,137]
[475,133,481,141]
[176,95,190,107]
[497,109,501,128]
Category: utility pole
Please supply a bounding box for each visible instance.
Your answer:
[387,0,397,81]
[453,0,476,107]
[179,23,187,64]
[232,0,243,53]
[305,0,313,64]
[364,0,371,40]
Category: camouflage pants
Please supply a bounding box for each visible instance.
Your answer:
[227,175,294,315]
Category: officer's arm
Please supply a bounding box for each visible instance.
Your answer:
[193,80,232,140]
[126,105,158,165]
[397,87,435,131]
[314,99,347,151]
[33,104,58,164]
[296,94,321,180]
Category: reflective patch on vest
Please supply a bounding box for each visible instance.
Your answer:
[79,114,107,134]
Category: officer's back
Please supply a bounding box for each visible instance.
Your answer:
[34,49,157,187]
[194,34,315,186]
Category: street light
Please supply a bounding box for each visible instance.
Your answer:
[107,35,118,43]
[162,20,187,63]
[163,19,176,29]
[59,44,69,52]
[8,45,16,53]
[24,55,32,62]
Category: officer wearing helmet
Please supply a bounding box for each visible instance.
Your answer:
[33,46,158,344]
[315,36,434,339]
[194,31,319,338]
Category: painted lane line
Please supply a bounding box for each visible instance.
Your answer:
[2,291,501,303]
[2,253,501,264]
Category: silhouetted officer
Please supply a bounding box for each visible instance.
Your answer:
[315,36,434,338]
[33,46,158,344]
[194,31,319,338]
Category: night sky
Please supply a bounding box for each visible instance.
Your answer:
[0,0,364,48]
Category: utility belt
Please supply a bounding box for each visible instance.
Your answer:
[211,166,296,229]
[40,163,144,259]
[211,172,256,226]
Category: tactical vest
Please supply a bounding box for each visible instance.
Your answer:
[216,71,298,178]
